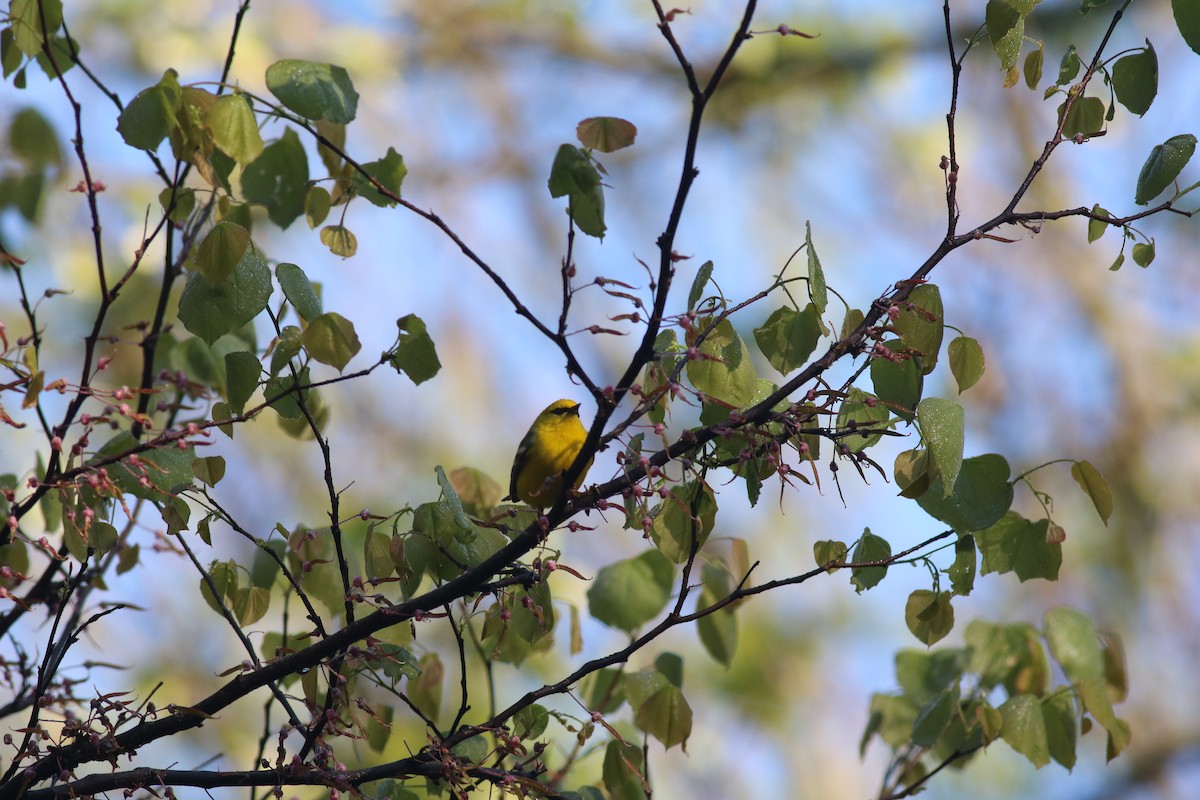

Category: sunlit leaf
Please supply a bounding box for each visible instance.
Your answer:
[1135,134,1196,205]
[1070,459,1112,525]
[916,454,1013,533]
[905,590,955,646]
[588,550,674,632]
[947,336,985,393]
[1112,41,1157,116]
[301,312,360,371]
[206,93,263,163]
[242,128,309,228]
[999,695,1050,768]
[576,116,637,152]
[390,313,441,385]
[850,529,891,593]
[917,397,964,497]
[265,59,359,123]
[974,512,1061,581]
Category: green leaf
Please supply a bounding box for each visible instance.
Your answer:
[836,388,890,452]
[265,59,359,124]
[1057,44,1081,85]
[301,312,360,371]
[753,304,822,375]
[199,560,239,617]
[1044,606,1104,683]
[263,368,310,421]
[548,143,605,238]
[177,250,272,345]
[947,534,976,596]
[410,652,443,722]
[276,263,322,323]
[390,313,441,385]
[193,221,250,283]
[512,704,550,739]
[117,71,182,151]
[206,93,263,163]
[1,171,44,221]
[602,741,648,800]
[1102,631,1129,703]
[1135,133,1197,205]
[1109,252,1125,271]
[320,224,357,257]
[870,340,922,420]
[999,695,1050,768]
[155,498,187,539]
[1070,459,1112,526]
[88,521,119,554]
[633,683,692,749]
[947,336,985,393]
[862,694,919,753]
[894,284,943,375]
[696,564,737,667]
[159,186,196,224]
[10,107,62,167]
[481,580,556,663]
[169,86,217,165]
[242,128,309,228]
[582,668,626,715]
[974,512,1061,581]
[916,454,1014,533]
[1087,204,1111,243]
[10,0,63,57]
[305,185,331,228]
[92,432,195,501]
[588,549,674,632]
[192,455,226,487]
[895,649,967,706]
[0,29,19,78]
[352,146,407,207]
[389,536,425,600]
[986,0,1037,72]
[813,539,848,571]
[649,481,717,563]
[911,684,959,747]
[966,620,1049,695]
[917,397,964,497]
[434,465,475,532]
[905,590,955,646]
[364,703,394,754]
[1023,46,1043,89]
[850,529,891,593]
[1112,42,1158,116]
[686,318,757,407]
[1078,675,1131,761]
[1043,691,1078,770]
[269,326,303,377]
[805,221,828,313]
[687,260,714,311]
[250,541,284,589]
[1173,0,1200,57]
[1132,240,1155,268]
[410,501,505,581]
[576,116,637,152]
[1057,96,1106,139]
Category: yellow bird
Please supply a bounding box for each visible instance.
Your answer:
[508,399,593,509]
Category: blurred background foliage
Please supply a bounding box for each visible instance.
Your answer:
[3,0,1200,797]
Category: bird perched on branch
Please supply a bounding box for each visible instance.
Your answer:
[507,399,592,510]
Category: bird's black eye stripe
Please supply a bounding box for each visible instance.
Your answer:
[552,404,578,416]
